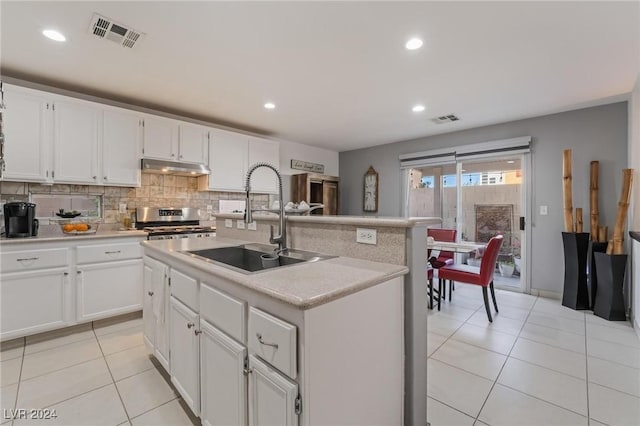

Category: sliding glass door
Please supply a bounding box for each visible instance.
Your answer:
[458,156,526,291]
[405,152,529,293]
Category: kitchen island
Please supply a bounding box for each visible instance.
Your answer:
[142,235,408,426]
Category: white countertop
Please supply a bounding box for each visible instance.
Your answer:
[0,229,147,244]
[214,213,442,228]
[142,236,409,310]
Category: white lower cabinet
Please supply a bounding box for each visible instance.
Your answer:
[200,319,247,426]
[248,355,299,426]
[1,268,71,340]
[142,256,170,370]
[170,296,201,416]
[76,259,142,322]
[0,237,145,342]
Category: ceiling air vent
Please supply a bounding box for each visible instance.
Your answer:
[88,13,144,48]
[432,114,460,124]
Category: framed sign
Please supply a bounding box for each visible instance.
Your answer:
[290,159,325,174]
[363,166,378,212]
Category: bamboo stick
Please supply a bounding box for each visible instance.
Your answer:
[606,240,614,255]
[607,169,634,254]
[590,161,599,241]
[598,226,608,243]
[562,150,574,233]
[575,208,583,233]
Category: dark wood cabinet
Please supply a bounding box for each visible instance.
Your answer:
[291,173,340,215]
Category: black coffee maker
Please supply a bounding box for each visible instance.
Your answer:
[4,202,38,238]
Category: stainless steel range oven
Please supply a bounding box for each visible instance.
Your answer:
[135,207,216,240]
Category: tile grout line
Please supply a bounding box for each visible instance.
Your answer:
[472,293,538,423]
[585,310,591,425]
[8,339,25,426]
[92,328,132,425]
[127,396,181,422]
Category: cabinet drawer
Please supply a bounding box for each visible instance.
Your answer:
[170,269,198,310]
[248,307,297,379]
[200,284,246,343]
[76,242,142,264]
[1,248,69,272]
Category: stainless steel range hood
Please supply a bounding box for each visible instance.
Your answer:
[141,159,211,177]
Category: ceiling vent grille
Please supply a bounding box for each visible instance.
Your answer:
[88,13,144,48]
[432,114,460,124]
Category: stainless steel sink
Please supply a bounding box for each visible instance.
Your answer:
[181,243,336,274]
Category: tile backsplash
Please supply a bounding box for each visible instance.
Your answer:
[0,174,270,224]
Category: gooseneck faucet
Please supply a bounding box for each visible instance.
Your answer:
[244,162,287,254]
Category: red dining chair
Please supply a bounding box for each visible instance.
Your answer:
[438,235,503,322]
[427,228,457,301]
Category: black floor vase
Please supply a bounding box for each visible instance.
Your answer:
[593,252,627,321]
[561,232,590,310]
[589,242,608,309]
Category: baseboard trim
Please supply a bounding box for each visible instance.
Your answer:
[530,289,562,299]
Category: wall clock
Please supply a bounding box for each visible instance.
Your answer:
[363,166,378,212]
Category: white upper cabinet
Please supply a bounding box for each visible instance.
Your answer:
[200,131,280,193]
[52,96,101,184]
[102,107,142,186]
[178,123,208,164]
[1,84,51,182]
[248,137,280,194]
[201,128,248,192]
[141,116,177,161]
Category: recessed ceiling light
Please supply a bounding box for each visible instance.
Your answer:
[412,105,425,113]
[264,102,276,110]
[507,160,515,164]
[42,29,66,42]
[405,38,423,50]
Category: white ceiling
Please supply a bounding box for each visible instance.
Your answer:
[1,1,638,152]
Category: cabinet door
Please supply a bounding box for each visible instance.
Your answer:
[1,85,51,182]
[142,260,156,352]
[102,108,141,186]
[248,355,298,426]
[52,97,100,184]
[1,268,70,340]
[76,259,143,322]
[322,181,339,215]
[154,266,170,371]
[142,116,177,160]
[178,124,208,164]
[207,129,248,191]
[248,137,280,194]
[200,320,247,426]
[170,297,200,415]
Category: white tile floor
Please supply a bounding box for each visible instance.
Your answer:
[428,283,640,426]
[2,288,639,426]
[0,317,198,426]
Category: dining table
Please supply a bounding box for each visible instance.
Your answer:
[427,240,485,254]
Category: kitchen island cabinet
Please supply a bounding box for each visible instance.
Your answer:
[142,236,407,426]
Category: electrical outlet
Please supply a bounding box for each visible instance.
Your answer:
[237,220,245,229]
[539,205,548,216]
[356,228,377,245]
[225,219,233,228]
[119,203,127,213]
[206,205,213,213]
[248,221,257,231]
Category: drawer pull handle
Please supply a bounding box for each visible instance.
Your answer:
[104,250,121,254]
[17,257,39,262]
[256,333,279,349]
[148,291,154,296]
[187,322,195,329]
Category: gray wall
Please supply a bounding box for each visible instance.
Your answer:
[339,102,629,293]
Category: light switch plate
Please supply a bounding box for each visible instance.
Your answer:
[237,220,245,229]
[539,205,548,216]
[225,219,233,228]
[248,222,257,231]
[119,203,127,213]
[356,228,377,245]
